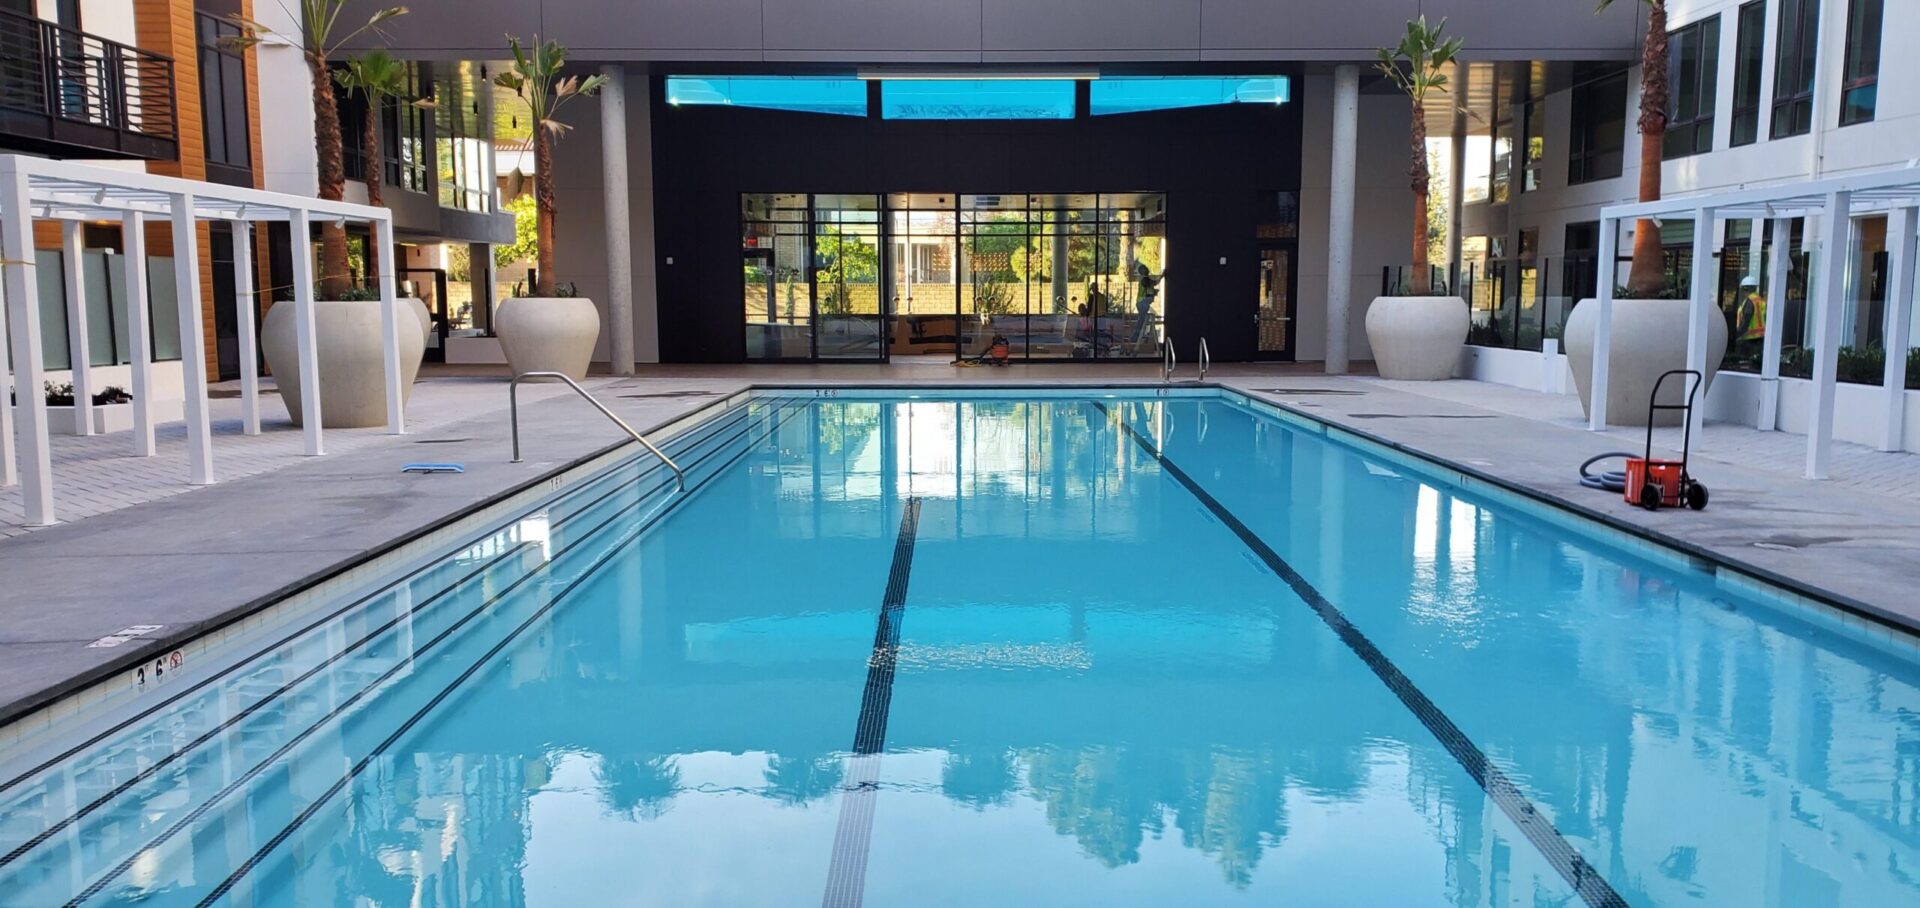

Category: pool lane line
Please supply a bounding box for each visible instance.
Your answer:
[1091,400,1630,908]
[823,496,923,908]
[53,402,811,907]
[0,402,788,873]
[0,400,766,801]
[853,496,922,756]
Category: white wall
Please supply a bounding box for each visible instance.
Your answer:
[1298,72,1416,365]
[254,3,319,197]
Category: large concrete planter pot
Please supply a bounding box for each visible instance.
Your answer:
[1563,297,1728,426]
[496,297,599,380]
[261,298,429,428]
[1365,295,1469,380]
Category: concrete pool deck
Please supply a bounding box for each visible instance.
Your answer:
[1,360,1917,729]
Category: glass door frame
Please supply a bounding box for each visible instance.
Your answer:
[397,266,450,363]
[1252,238,1298,361]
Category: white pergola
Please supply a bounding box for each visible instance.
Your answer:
[1589,164,1920,479]
[0,154,407,526]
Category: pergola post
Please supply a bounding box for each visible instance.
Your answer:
[122,210,156,456]
[1,165,53,524]
[60,221,92,436]
[1589,216,1619,430]
[1759,216,1793,431]
[0,231,12,489]
[168,193,214,484]
[374,214,405,434]
[1685,206,1719,441]
[1325,63,1359,375]
[1881,205,1916,452]
[1806,191,1853,479]
[287,207,324,453]
[230,219,260,435]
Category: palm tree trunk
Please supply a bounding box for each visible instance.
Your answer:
[1409,100,1432,295]
[362,104,383,282]
[309,51,352,298]
[534,125,557,296]
[1627,0,1671,296]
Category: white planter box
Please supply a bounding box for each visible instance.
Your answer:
[48,398,186,436]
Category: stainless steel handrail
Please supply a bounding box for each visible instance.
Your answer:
[1162,337,1177,383]
[509,371,685,490]
[1197,337,1211,381]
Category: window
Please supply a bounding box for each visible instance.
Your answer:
[1521,99,1545,192]
[880,80,1075,120]
[195,13,251,179]
[1088,76,1288,115]
[1772,0,1820,138]
[1490,79,1512,203]
[1568,71,1627,184]
[1665,16,1719,158]
[435,62,491,213]
[1840,0,1883,125]
[1730,1,1766,146]
[390,62,429,194]
[666,77,867,116]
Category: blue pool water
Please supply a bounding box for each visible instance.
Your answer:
[2,390,1918,906]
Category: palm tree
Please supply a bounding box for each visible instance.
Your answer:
[333,48,410,280]
[1375,16,1462,296]
[494,37,607,296]
[1598,0,1670,296]
[227,1,407,297]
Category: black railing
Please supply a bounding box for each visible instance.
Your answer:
[1381,256,1603,353]
[0,9,177,160]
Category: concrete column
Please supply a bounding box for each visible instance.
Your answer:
[1326,64,1359,375]
[1758,216,1793,431]
[1881,206,1916,452]
[1,167,51,523]
[1806,192,1852,479]
[60,221,92,435]
[600,64,635,375]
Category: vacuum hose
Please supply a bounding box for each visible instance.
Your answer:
[1579,452,1635,492]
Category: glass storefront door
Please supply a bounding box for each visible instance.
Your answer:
[742,191,1167,362]
[1255,243,1294,359]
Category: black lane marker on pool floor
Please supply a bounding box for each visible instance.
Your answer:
[1091,401,1629,908]
[853,496,922,755]
[59,402,810,908]
[822,497,922,908]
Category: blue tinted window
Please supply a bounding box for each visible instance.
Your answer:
[1089,77,1290,115]
[665,77,867,116]
[881,80,1076,119]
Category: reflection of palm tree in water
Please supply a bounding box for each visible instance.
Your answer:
[1020,744,1296,887]
[764,754,845,805]
[595,753,681,820]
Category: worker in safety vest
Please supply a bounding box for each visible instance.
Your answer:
[1734,276,1767,355]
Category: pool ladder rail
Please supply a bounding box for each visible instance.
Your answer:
[508,371,687,491]
[1164,337,1212,383]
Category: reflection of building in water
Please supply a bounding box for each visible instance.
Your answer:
[343,752,536,908]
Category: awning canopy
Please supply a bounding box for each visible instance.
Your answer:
[0,154,409,527]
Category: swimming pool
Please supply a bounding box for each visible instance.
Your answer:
[2,388,1917,906]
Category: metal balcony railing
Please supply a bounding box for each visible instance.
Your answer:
[0,9,178,161]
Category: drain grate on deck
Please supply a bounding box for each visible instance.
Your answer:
[1254,387,1364,396]
[1346,413,1496,420]
[411,438,472,444]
